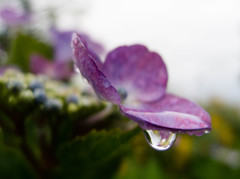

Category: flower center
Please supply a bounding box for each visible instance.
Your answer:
[117,88,128,101]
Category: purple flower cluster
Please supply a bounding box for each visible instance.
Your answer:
[0,7,31,26]
[0,6,104,81]
[30,28,104,80]
[72,33,211,135]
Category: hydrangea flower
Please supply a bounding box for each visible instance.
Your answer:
[72,33,211,137]
[0,7,31,26]
[30,28,104,80]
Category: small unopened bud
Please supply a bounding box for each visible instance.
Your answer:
[19,89,34,101]
[44,98,62,111]
[29,80,43,91]
[66,94,79,104]
[7,80,24,93]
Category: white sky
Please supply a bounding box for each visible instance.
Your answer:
[1,0,240,104]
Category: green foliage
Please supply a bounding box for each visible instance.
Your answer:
[121,102,240,179]
[0,71,140,178]
[1,71,240,179]
[0,145,35,179]
[0,29,10,51]
[8,33,53,71]
[56,128,140,179]
[114,156,166,179]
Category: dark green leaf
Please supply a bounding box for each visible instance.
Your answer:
[56,127,140,179]
[0,146,36,178]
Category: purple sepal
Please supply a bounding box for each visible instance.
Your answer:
[103,45,168,102]
[72,33,120,104]
[120,94,211,135]
[80,33,105,58]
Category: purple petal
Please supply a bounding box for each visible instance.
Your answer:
[30,54,73,80]
[103,45,168,102]
[71,33,120,104]
[120,94,211,135]
[76,33,103,70]
[0,7,31,26]
[80,33,105,57]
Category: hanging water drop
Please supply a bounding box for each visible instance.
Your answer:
[117,88,128,101]
[142,129,177,151]
[204,129,210,134]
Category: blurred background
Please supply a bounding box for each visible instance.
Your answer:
[1,0,240,178]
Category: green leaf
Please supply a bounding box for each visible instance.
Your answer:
[56,127,140,179]
[8,33,53,72]
[0,146,36,178]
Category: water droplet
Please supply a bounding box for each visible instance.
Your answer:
[142,129,177,151]
[204,129,210,134]
[117,88,128,101]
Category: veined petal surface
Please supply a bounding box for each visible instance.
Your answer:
[72,33,120,104]
[103,45,168,102]
[120,94,211,135]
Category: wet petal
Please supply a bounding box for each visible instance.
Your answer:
[71,33,120,104]
[120,94,211,135]
[80,33,105,58]
[103,45,168,102]
[76,32,103,69]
